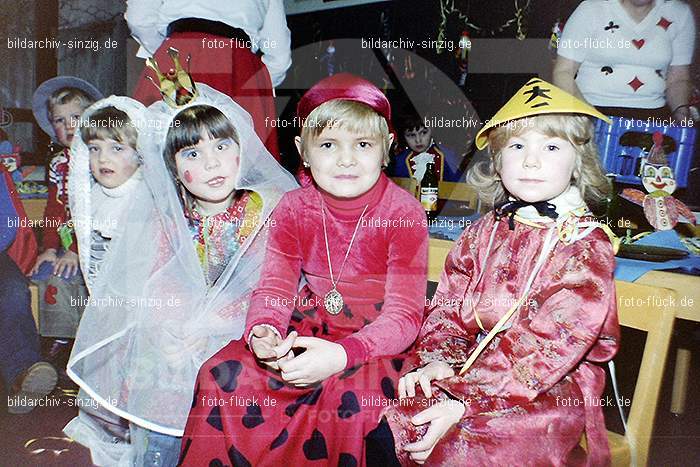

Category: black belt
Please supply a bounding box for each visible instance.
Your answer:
[167,18,250,42]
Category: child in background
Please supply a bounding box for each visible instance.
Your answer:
[369,79,620,466]
[0,164,57,414]
[30,76,102,340]
[180,73,428,466]
[389,112,465,189]
[63,97,147,465]
[65,83,296,466]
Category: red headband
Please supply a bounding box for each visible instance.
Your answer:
[297,73,392,127]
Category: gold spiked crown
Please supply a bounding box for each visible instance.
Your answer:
[145,47,198,108]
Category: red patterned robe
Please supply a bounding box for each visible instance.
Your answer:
[180,174,428,465]
[384,212,620,466]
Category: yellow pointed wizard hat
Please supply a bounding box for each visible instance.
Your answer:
[474,78,611,150]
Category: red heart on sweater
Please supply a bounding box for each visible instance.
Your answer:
[45,285,58,305]
[632,39,645,49]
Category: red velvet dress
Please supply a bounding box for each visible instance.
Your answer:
[384,212,619,466]
[180,174,428,466]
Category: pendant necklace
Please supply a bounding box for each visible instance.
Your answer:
[321,200,368,315]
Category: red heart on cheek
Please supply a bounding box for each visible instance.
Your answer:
[632,39,645,49]
[45,285,58,305]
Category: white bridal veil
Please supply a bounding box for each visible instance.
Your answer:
[66,84,297,441]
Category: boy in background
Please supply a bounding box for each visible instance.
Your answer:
[30,77,102,343]
[389,112,465,188]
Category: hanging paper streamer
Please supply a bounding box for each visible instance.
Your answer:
[437,0,531,52]
[403,54,415,80]
[549,20,563,50]
[455,30,471,86]
[620,132,696,230]
[319,41,336,76]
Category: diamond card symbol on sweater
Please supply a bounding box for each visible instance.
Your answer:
[632,38,645,49]
[628,76,644,91]
[657,17,672,30]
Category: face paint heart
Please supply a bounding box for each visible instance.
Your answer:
[632,39,645,49]
[183,170,193,183]
[45,285,58,305]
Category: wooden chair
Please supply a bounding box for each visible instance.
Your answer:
[426,242,676,466]
[603,280,676,467]
[29,282,40,328]
[427,238,453,283]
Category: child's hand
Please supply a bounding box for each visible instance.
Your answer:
[30,248,58,275]
[398,361,455,399]
[250,326,297,370]
[403,399,465,464]
[53,250,79,278]
[277,336,347,386]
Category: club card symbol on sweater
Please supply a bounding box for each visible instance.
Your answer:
[628,76,644,92]
[655,69,664,79]
[601,66,614,75]
[44,284,58,305]
[632,38,645,49]
[604,21,620,32]
[657,17,672,30]
[620,132,696,230]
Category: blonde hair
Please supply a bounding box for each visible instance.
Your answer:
[298,100,393,165]
[81,106,138,149]
[47,87,94,115]
[467,114,611,211]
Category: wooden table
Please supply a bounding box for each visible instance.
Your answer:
[428,237,700,414]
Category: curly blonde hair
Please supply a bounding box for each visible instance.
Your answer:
[467,114,611,212]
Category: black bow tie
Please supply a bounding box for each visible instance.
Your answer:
[494,199,559,230]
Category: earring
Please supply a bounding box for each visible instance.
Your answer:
[303,161,310,168]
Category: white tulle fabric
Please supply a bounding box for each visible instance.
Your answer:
[65,85,298,442]
[68,96,149,292]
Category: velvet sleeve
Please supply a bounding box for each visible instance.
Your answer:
[244,193,302,343]
[337,206,429,368]
[435,229,619,415]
